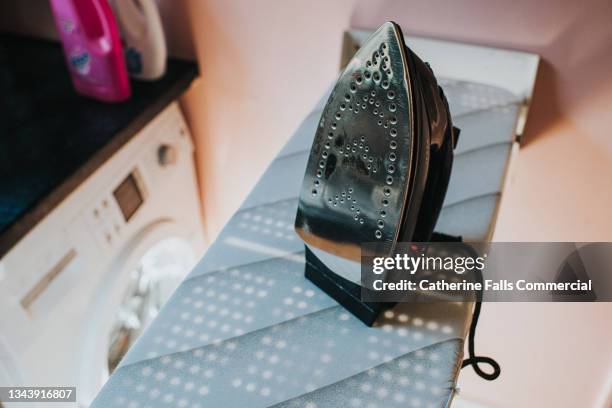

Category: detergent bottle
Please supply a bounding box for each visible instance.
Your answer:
[114,0,167,80]
[50,0,131,102]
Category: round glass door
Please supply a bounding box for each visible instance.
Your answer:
[107,237,196,372]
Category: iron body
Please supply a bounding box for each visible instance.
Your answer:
[295,22,457,325]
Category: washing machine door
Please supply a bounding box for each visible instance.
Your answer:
[77,220,199,407]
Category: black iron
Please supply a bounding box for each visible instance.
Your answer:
[295,22,457,326]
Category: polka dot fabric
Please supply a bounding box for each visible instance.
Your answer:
[93,304,469,407]
[273,340,460,408]
[187,198,302,278]
[120,254,335,366]
[438,79,520,117]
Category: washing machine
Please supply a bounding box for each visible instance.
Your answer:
[0,102,206,407]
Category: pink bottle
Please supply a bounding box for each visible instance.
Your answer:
[50,0,131,102]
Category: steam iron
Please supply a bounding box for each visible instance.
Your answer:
[295,22,459,326]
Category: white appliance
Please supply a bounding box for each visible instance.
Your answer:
[114,0,167,80]
[0,102,205,407]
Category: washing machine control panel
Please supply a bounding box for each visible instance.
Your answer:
[83,106,191,253]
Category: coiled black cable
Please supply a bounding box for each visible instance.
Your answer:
[429,234,501,380]
[461,264,501,380]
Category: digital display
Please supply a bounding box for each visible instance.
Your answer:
[113,173,143,222]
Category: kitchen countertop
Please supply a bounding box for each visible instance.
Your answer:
[0,33,198,258]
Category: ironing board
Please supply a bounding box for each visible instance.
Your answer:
[90,75,522,408]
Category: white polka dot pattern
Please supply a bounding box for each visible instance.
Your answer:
[438,79,520,117]
[188,198,303,278]
[120,254,335,366]
[273,339,459,408]
[93,302,469,407]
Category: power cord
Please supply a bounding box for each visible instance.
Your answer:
[461,265,501,380]
[429,233,501,380]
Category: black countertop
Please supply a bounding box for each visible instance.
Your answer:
[0,33,199,258]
